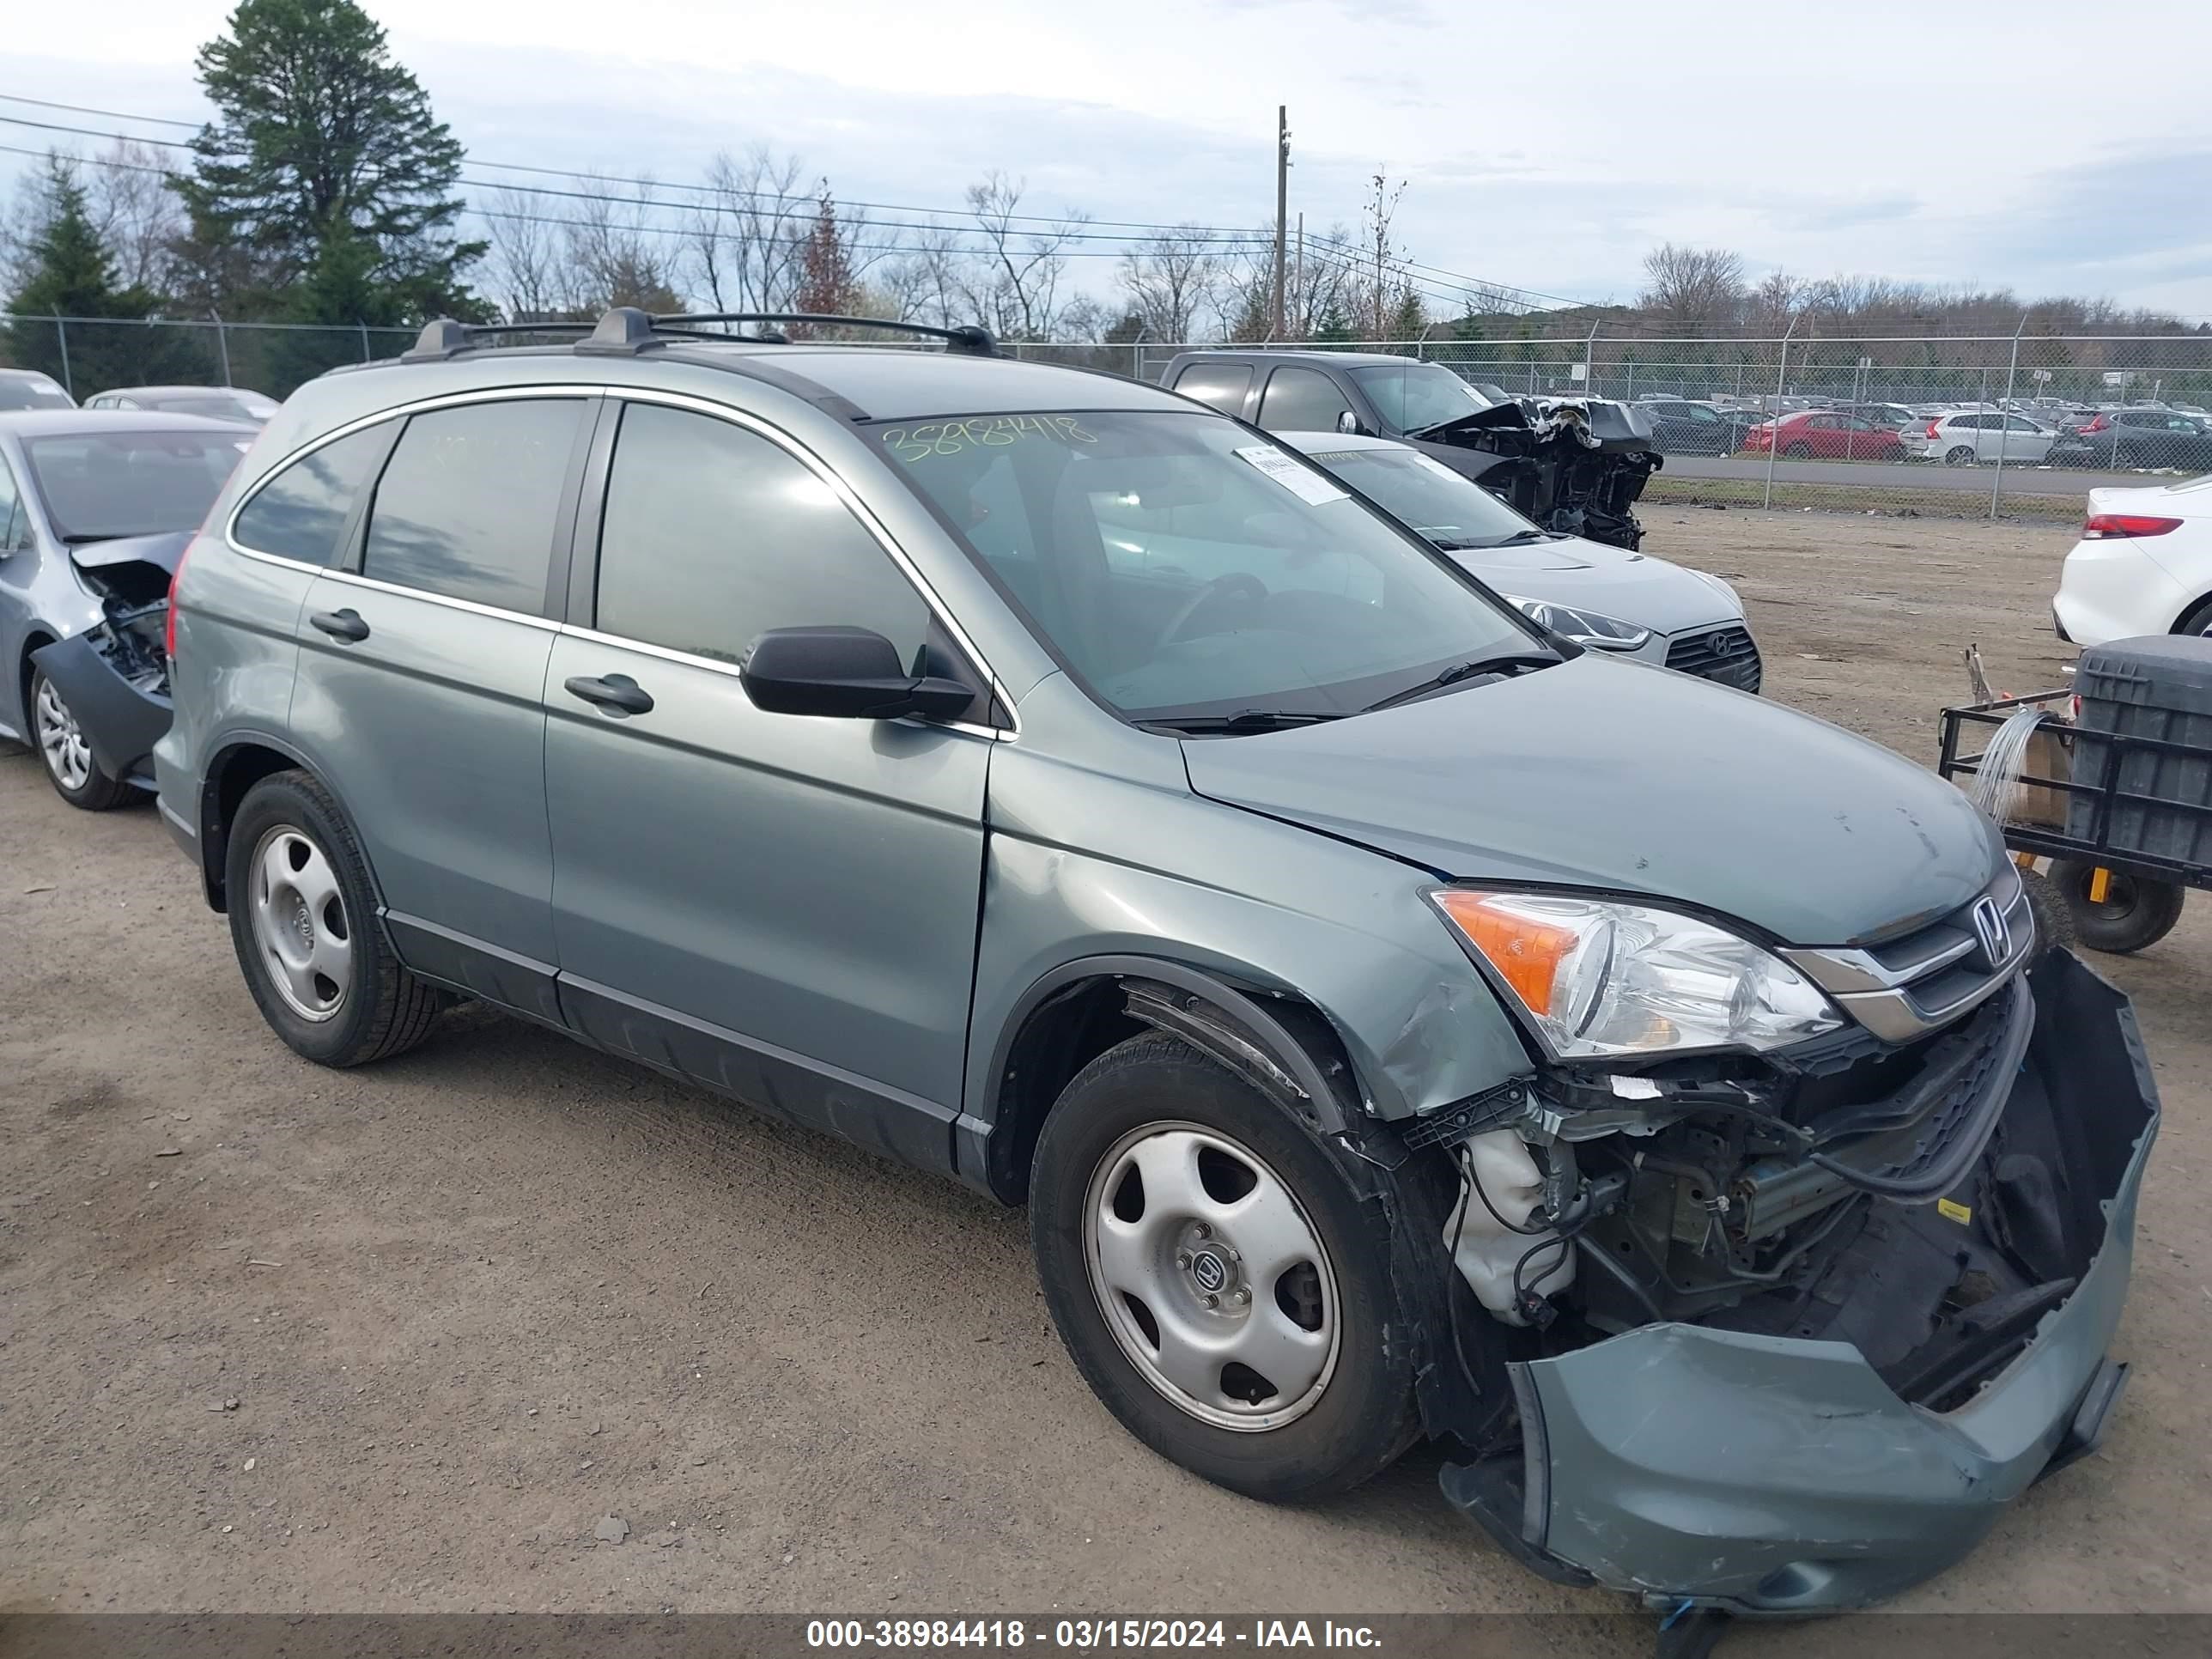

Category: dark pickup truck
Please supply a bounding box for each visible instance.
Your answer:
[1161,349,1661,550]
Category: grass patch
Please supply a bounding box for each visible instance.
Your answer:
[1643,473,2082,524]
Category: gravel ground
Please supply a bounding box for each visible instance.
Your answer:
[3,507,2208,1640]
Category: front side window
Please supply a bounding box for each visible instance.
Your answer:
[1257,368,1354,433]
[362,399,581,613]
[874,410,1540,724]
[21,428,251,542]
[234,423,392,566]
[595,403,931,668]
[1347,363,1491,434]
[0,454,28,551]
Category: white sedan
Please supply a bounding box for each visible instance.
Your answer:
[2053,475,2212,646]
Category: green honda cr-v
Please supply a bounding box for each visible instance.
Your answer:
[155,308,2157,1624]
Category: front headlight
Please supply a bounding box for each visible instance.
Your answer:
[1499,594,1650,651]
[1432,890,1842,1059]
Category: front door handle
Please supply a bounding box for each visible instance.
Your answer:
[563,673,654,716]
[310,608,370,642]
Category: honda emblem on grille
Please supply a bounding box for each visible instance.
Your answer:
[1970,896,2011,969]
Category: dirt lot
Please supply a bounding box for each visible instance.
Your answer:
[4,509,2209,1638]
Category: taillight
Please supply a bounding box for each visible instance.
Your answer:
[2081,415,2107,434]
[2082,514,2183,538]
[1926,420,1942,439]
[164,546,188,659]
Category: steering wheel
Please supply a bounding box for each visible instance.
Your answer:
[1154,574,1267,654]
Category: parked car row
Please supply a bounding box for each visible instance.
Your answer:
[3,313,2160,1632]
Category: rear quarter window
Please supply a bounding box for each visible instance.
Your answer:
[233,423,394,566]
[1170,363,1254,416]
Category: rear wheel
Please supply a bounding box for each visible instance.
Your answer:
[30,667,134,811]
[2173,596,2212,637]
[1783,441,1813,459]
[1030,1033,1417,1502]
[1945,445,1978,467]
[2050,857,2185,954]
[226,769,445,1066]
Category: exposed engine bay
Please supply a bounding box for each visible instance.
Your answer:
[1431,961,2106,1411]
[74,550,173,701]
[27,532,185,789]
[1414,396,1660,554]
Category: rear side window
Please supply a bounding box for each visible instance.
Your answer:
[362,400,582,613]
[593,403,931,667]
[234,424,392,566]
[1171,363,1253,416]
[1257,367,1354,433]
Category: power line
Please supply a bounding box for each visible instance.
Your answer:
[0,90,1573,309]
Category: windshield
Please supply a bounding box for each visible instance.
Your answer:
[1,376,74,411]
[1347,363,1492,433]
[22,428,249,542]
[874,410,1540,723]
[1295,445,1543,550]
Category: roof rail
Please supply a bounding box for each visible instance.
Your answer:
[653,312,999,357]
[402,317,594,362]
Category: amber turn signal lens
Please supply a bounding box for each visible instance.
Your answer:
[1433,890,1579,1017]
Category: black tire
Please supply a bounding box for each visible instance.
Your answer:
[28,666,135,811]
[225,769,445,1066]
[2019,864,2075,959]
[1783,441,1813,459]
[1030,1033,1419,1503]
[2174,595,2212,637]
[2050,857,2185,954]
[1945,445,1978,467]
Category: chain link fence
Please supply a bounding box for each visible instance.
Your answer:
[9,313,2209,521]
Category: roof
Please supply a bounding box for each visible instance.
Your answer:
[1168,348,1437,369]
[0,367,66,382]
[0,409,258,439]
[94,385,274,401]
[720,346,1180,420]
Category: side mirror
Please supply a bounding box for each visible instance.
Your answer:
[1336,409,1364,435]
[739,626,975,722]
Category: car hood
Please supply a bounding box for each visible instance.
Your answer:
[1449,538,1741,636]
[68,531,191,576]
[1180,653,2000,947]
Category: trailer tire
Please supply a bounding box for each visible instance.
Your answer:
[2051,857,2185,954]
[2019,865,2075,959]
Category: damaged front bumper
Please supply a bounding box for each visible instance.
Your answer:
[31,630,172,790]
[1439,949,2158,1614]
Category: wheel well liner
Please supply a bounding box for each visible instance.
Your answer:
[18,630,55,725]
[198,737,314,911]
[979,955,1363,1205]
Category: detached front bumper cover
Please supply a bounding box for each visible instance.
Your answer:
[31,631,172,787]
[1442,949,2158,1615]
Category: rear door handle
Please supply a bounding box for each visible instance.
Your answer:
[563,673,654,716]
[309,608,370,642]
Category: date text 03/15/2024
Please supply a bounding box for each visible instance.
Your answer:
[805,1620,1383,1650]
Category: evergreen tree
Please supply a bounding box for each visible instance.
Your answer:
[174,0,485,325]
[1313,301,1357,349]
[1384,290,1425,353]
[3,155,185,395]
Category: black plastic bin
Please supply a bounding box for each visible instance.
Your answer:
[2068,634,2212,864]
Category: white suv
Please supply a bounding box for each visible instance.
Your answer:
[1906,410,2055,466]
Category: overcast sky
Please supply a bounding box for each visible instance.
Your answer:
[9,0,2211,320]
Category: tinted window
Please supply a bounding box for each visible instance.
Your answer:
[21,428,251,542]
[1258,367,1354,432]
[1171,363,1254,416]
[363,400,581,613]
[595,403,930,668]
[234,424,392,566]
[1347,363,1489,432]
[0,375,73,411]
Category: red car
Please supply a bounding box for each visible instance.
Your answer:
[1738,410,1906,460]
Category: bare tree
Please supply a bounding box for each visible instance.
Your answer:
[957,172,1087,341]
[1360,172,1408,337]
[563,175,682,313]
[478,185,569,320]
[1638,243,1748,327]
[1119,224,1221,343]
[686,146,811,314]
[1747,270,1802,334]
[86,141,182,294]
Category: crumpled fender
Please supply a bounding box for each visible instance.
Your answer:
[31,631,172,783]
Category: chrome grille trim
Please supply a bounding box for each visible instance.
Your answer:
[1782,867,2033,1042]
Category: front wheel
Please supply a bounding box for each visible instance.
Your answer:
[226,769,446,1066]
[2050,857,2185,954]
[1030,1033,1417,1502]
[30,667,134,811]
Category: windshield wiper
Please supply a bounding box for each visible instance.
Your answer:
[1139,709,1347,735]
[1480,529,1557,548]
[1362,652,1558,713]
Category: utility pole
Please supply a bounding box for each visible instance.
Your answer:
[1273,106,1289,341]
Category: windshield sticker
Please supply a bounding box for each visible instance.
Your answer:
[881,416,1097,463]
[1236,444,1348,505]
